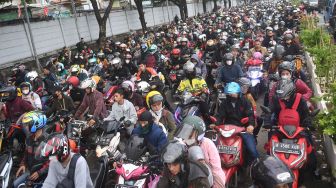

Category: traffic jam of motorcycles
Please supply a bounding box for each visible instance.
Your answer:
[0,0,329,187]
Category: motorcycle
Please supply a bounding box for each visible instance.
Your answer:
[0,151,13,188]
[205,118,249,187]
[246,58,264,99]
[174,91,202,126]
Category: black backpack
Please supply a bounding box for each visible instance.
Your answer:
[56,153,81,188]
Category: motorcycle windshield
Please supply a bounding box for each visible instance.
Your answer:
[175,123,194,140]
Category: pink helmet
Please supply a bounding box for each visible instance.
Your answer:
[253,52,263,60]
[121,80,135,92]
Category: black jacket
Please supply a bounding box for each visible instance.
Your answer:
[46,94,76,117]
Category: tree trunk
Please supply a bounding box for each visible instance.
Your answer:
[202,0,207,13]
[183,0,188,18]
[97,19,107,48]
[135,0,147,32]
[213,0,217,11]
[179,5,185,21]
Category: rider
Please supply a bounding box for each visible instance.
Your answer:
[105,88,137,134]
[11,64,27,87]
[46,86,76,117]
[190,54,207,79]
[40,133,93,188]
[74,78,108,126]
[14,111,49,188]
[55,62,68,81]
[211,82,259,162]
[283,33,301,56]
[19,82,42,110]
[146,91,177,140]
[215,53,244,87]
[136,62,158,82]
[121,80,145,110]
[157,140,211,188]
[25,71,44,97]
[67,76,85,108]
[177,61,212,125]
[109,57,131,81]
[69,64,89,82]
[247,39,268,59]
[175,116,226,188]
[132,110,168,153]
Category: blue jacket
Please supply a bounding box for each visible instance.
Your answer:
[215,64,243,84]
[132,123,168,153]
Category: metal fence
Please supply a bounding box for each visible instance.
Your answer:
[0,2,215,68]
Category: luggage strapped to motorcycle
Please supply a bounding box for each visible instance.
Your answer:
[56,153,81,188]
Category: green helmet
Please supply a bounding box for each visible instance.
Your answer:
[175,116,206,145]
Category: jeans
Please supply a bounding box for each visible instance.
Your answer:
[241,133,259,163]
[13,172,29,188]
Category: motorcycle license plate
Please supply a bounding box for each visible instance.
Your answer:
[115,185,137,188]
[217,145,237,154]
[273,142,301,155]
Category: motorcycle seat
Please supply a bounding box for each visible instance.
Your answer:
[90,155,108,188]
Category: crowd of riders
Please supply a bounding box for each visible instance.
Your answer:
[0,0,321,187]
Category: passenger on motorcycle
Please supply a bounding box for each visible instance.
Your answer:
[136,62,158,82]
[177,61,212,125]
[121,80,145,109]
[146,91,176,140]
[211,82,259,162]
[11,64,27,87]
[20,82,42,110]
[283,33,301,56]
[46,86,76,117]
[215,53,244,87]
[14,111,49,188]
[132,110,168,153]
[175,116,226,188]
[74,78,108,126]
[157,140,211,188]
[109,57,131,81]
[55,62,68,81]
[69,64,89,82]
[40,133,93,188]
[190,54,207,79]
[25,71,44,97]
[268,61,312,109]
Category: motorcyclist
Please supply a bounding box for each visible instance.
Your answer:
[268,44,285,74]
[66,76,85,108]
[175,116,226,188]
[268,61,312,109]
[124,54,138,75]
[177,61,212,124]
[11,64,27,87]
[19,82,42,110]
[283,33,301,56]
[121,80,145,110]
[74,78,108,126]
[40,133,93,188]
[262,27,276,48]
[132,111,168,153]
[211,82,259,162]
[146,91,176,140]
[14,111,49,188]
[25,71,44,97]
[136,62,158,82]
[46,86,76,117]
[190,54,207,79]
[69,64,89,82]
[157,140,211,188]
[55,62,68,81]
[109,57,131,81]
[248,39,268,59]
[215,53,244,87]
[169,48,186,69]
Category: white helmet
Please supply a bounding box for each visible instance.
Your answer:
[80,78,96,90]
[26,71,38,81]
[111,57,121,65]
[183,61,195,73]
[137,81,150,93]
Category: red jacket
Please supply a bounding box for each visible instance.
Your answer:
[5,97,34,123]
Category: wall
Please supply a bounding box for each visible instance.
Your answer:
[0,1,214,68]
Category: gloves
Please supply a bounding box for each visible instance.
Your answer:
[124,120,132,127]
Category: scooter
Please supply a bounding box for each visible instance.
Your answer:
[174,91,202,125]
[206,118,249,187]
[246,59,264,99]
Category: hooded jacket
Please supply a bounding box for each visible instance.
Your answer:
[191,54,207,79]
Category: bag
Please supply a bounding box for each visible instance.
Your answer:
[278,93,302,127]
[56,153,81,188]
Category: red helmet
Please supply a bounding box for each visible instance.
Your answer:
[67,76,80,87]
[171,48,181,56]
[37,133,70,163]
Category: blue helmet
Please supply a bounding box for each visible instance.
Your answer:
[22,111,47,133]
[224,82,241,94]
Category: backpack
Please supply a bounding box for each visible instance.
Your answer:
[56,153,81,188]
[278,93,302,127]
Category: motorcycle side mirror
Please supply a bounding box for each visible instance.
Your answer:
[260,105,271,114]
[241,117,249,125]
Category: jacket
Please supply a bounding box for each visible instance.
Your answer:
[247,47,268,58]
[21,92,42,110]
[215,64,244,84]
[150,109,177,140]
[283,43,301,56]
[46,94,76,117]
[136,68,157,82]
[215,96,255,127]
[5,97,34,123]
[132,123,168,153]
[105,99,137,125]
[177,77,208,95]
[191,54,207,79]
[75,90,108,120]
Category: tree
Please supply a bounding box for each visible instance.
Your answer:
[202,0,207,13]
[90,0,114,48]
[134,0,147,32]
[169,0,188,21]
[213,0,217,11]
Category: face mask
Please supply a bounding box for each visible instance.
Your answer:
[125,60,130,64]
[139,124,151,134]
[226,61,233,65]
[22,89,29,95]
[58,68,62,72]
[281,75,291,80]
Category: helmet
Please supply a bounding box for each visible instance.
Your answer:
[238,77,252,87]
[25,71,38,81]
[198,34,206,41]
[20,82,32,95]
[91,75,101,85]
[284,33,294,41]
[125,135,147,161]
[79,78,96,90]
[224,82,241,94]
[70,64,81,75]
[56,63,64,72]
[0,86,17,102]
[111,57,121,65]
[121,80,135,92]
[149,44,158,54]
[276,79,295,99]
[176,116,206,143]
[146,91,163,108]
[188,145,205,161]
[278,61,294,74]
[183,61,195,74]
[274,45,285,59]
[21,111,47,133]
[120,43,127,48]
[67,76,80,88]
[97,52,105,58]
[137,81,150,94]
[88,57,98,65]
[162,140,187,164]
[250,155,294,188]
[181,37,188,43]
[224,53,234,61]
[37,133,70,163]
[253,52,263,60]
[171,48,181,56]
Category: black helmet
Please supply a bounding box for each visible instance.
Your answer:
[250,155,294,188]
[125,135,146,161]
[224,53,234,61]
[278,61,294,74]
[0,86,17,102]
[138,110,154,125]
[274,45,285,59]
[276,79,296,99]
[162,140,187,164]
[284,33,294,41]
